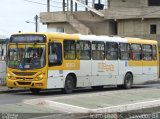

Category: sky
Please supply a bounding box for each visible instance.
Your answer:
[0,0,48,37]
[0,0,107,38]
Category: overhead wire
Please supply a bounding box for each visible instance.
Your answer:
[24,0,160,21]
[24,0,62,8]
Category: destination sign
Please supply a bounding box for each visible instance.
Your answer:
[10,34,46,43]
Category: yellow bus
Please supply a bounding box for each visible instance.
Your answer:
[6,33,159,94]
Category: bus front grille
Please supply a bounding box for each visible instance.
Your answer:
[16,77,33,80]
[17,82,31,85]
[13,72,36,76]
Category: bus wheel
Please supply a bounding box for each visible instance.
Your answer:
[124,73,133,89]
[91,86,104,90]
[30,88,41,94]
[62,75,74,94]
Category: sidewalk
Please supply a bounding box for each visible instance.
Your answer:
[23,88,160,113]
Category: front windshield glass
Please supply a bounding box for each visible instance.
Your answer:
[8,44,46,70]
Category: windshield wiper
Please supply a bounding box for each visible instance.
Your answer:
[20,44,27,70]
[34,39,40,45]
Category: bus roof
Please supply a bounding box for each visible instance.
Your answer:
[11,32,158,44]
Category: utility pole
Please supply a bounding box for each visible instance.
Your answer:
[85,0,88,11]
[71,0,73,11]
[67,0,69,11]
[47,0,50,12]
[34,15,38,32]
[63,0,65,11]
[26,15,39,32]
[75,2,77,11]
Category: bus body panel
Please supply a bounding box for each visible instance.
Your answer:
[91,60,118,86]
[76,60,91,87]
[47,70,65,89]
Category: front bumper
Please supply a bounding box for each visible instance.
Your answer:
[7,78,46,89]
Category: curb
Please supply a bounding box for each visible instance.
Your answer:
[23,99,160,113]
[144,79,160,85]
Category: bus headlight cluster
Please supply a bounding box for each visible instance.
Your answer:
[7,73,12,79]
[36,73,45,80]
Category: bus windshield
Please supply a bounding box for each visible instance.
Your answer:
[8,44,46,70]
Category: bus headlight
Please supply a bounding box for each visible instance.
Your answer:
[7,73,12,79]
[36,73,45,80]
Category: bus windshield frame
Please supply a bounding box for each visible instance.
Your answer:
[7,43,46,70]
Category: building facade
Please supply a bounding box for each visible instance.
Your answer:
[40,0,160,45]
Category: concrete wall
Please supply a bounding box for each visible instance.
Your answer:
[83,21,113,35]
[118,19,160,37]
[118,18,160,47]
[47,23,77,34]
[40,11,104,23]
[47,21,112,35]
[108,0,148,8]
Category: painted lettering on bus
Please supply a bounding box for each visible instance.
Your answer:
[66,63,76,68]
[98,63,114,72]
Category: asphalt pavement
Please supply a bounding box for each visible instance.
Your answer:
[0,79,160,119]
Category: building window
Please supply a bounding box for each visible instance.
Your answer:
[56,28,65,33]
[150,24,157,34]
[76,41,91,60]
[92,41,105,60]
[106,42,118,60]
[64,40,76,60]
[148,0,160,6]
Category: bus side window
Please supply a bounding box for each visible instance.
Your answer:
[64,40,76,60]
[106,42,118,60]
[92,41,105,60]
[119,43,130,60]
[142,44,152,61]
[152,45,157,60]
[49,42,62,66]
[77,41,91,60]
[131,44,142,60]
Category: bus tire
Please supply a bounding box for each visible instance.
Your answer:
[30,88,41,94]
[124,73,133,89]
[62,75,74,94]
[117,73,133,89]
[91,86,104,90]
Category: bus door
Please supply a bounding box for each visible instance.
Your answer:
[48,41,64,88]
